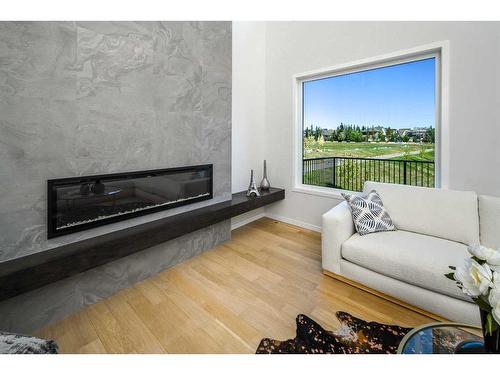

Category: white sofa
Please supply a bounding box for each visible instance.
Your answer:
[322,181,500,325]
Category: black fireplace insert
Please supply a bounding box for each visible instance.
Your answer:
[47,164,213,238]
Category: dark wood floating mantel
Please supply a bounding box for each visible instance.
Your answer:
[0,188,285,302]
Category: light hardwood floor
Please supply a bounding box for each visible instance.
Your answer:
[36,218,434,353]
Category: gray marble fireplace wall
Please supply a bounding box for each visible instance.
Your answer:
[0,21,232,333]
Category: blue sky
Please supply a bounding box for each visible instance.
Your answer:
[303,58,436,130]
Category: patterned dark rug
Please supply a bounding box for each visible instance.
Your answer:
[256,312,411,354]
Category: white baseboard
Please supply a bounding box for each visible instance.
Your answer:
[230,209,322,233]
[265,213,321,233]
[230,211,266,231]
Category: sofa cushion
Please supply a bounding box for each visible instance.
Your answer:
[341,190,396,235]
[363,182,480,246]
[341,230,471,301]
[479,195,500,249]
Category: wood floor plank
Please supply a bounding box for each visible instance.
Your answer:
[36,309,99,354]
[125,289,190,352]
[84,301,132,353]
[171,268,263,348]
[35,218,435,353]
[77,339,108,354]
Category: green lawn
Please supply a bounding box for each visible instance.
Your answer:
[304,141,434,161]
[388,149,435,162]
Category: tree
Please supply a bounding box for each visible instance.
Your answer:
[386,127,393,142]
[388,127,400,142]
[424,127,435,143]
[337,129,346,142]
[304,125,309,138]
[313,126,323,141]
[402,134,410,143]
[344,126,352,142]
[353,131,363,142]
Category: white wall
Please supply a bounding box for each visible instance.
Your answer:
[231,21,267,193]
[231,22,267,229]
[233,21,500,230]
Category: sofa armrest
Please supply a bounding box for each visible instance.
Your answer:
[321,201,355,274]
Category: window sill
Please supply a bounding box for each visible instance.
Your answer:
[291,184,358,200]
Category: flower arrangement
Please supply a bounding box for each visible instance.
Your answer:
[446,245,500,338]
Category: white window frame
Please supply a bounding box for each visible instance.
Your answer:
[292,41,449,199]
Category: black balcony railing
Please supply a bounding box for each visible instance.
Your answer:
[303,156,435,192]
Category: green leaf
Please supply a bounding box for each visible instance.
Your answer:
[473,297,491,312]
[444,272,455,281]
[448,266,456,270]
[486,313,497,336]
[492,316,499,331]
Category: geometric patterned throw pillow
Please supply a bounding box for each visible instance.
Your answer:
[341,190,397,236]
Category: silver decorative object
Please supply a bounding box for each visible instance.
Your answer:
[260,160,270,191]
[246,169,260,197]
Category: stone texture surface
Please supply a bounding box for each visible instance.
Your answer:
[0,21,231,260]
[0,21,232,333]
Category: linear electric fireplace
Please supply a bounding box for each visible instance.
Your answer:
[47,164,213,238]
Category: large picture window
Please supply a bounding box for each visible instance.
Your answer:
[295,48,443,194]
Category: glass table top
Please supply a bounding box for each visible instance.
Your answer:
[398,322,484,354]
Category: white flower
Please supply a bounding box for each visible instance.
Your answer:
[454,259,493,297]
[488,275,500,325]
[494,272,500,285]
[489,264,500,273]
[468,245,500,266]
